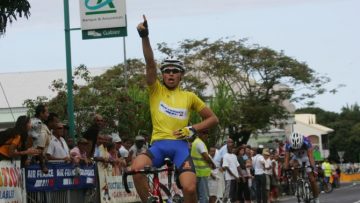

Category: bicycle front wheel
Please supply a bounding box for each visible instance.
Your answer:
[303,182,311,203]
[296,180,303,203]
[324,182,333,193]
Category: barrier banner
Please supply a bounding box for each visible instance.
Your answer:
[97,162,183,203]
[97,162,140,203]
[0,160,24,203]
[25,162,96,192]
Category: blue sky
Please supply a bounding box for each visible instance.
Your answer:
[0,0,359,113]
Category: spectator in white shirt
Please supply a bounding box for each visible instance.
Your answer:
[214,138,234,168]
[222,144,240,203]
[208,147,220,203]
[119,137,133,164]
[46,123,70,162]
[263,150,272,202]
[252,146,267,203]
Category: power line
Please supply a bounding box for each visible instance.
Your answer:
[0,82,16,122]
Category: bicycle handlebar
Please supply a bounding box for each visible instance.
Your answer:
[122,166,175,193]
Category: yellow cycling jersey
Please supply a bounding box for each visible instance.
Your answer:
[148,80,206,142]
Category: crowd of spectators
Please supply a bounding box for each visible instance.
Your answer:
[0,104,149,175]
[0,103,356,202]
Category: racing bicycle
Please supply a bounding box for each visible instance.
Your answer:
[123,158,183,203]
[288,163,314,203]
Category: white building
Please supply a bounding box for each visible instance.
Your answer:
[294,114,334,159]
[0,68,108,130]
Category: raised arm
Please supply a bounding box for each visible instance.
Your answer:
[137,15,157,85]
[193,107,219,132]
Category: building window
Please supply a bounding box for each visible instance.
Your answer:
[321,134,329,150]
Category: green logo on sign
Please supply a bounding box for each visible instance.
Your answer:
[85,0,116,15]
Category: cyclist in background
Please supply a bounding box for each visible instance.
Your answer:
[284,132,320,203]
[131,15,219,203]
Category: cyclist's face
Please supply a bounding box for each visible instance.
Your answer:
[161,66,183,89]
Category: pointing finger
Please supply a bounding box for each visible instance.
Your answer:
[142,15,148,28]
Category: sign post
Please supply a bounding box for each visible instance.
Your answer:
[63,0,75,141]
[62,0,128,137]
[338,151,345,164]
[79,0,127,39]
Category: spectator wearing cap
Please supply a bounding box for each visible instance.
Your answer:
[70,138,91,165]
[111,133,122,151]
[46,123,71,162]
[129,135,148,161]
[111,133,128,166]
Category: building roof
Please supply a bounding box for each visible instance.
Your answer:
[295,114,334,134]
[0,68,108,109]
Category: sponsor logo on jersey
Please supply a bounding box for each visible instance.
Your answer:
[159,101,187,120]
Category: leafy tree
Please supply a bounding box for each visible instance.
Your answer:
[297,104,360,162]
[24,60,153,138]
[0,0,31,35]
[336,104,360,162]
[23,38,337,146]
[157,38,333,144]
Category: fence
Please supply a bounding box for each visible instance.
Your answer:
[338,163,360,174]
[0,160,179,203]
[1,160,360,203]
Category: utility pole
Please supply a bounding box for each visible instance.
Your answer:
[63,0,75,141]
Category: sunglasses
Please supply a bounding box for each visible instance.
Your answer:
[161,68,182,74]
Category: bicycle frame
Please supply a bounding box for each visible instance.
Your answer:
[123,163,182,203]
[295,165,312,203]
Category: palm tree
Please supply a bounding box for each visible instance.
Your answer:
[0,0,31,35]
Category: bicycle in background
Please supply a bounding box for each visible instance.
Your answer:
[287,163,314,203]
[318,176,333,193]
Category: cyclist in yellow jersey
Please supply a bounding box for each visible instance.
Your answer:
[131,15,219,203]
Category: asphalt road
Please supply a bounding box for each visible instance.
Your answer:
[279,182,360,203]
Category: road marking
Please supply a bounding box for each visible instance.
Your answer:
[352,200,360,203]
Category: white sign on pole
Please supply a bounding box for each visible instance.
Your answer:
[79,0,126,30]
